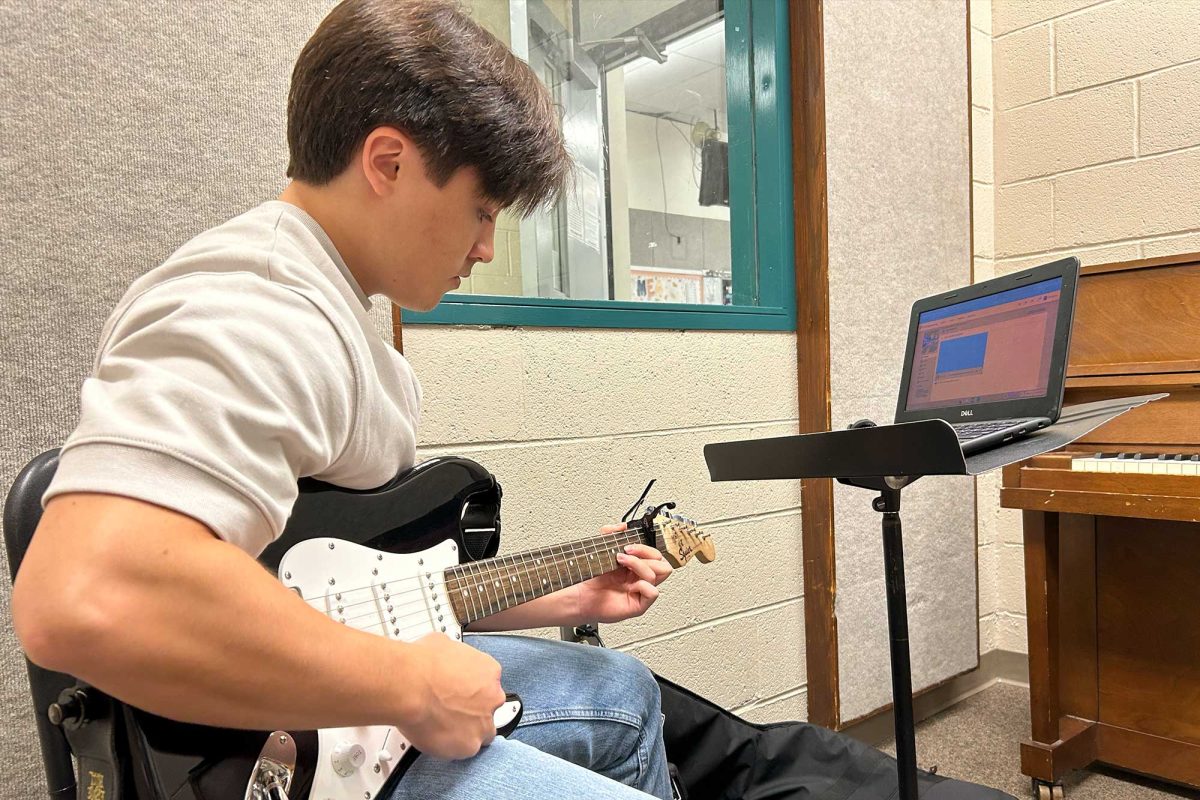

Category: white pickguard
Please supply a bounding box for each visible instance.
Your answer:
[278,538,520,800]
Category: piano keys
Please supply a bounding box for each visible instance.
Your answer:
[1071,452,1200,475]
[1000,251,1200,793]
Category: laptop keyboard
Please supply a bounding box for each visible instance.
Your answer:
[952,419,1027,441]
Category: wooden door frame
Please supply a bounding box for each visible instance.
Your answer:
[789,0,838,730]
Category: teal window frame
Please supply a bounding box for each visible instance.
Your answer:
[405,0,795,332]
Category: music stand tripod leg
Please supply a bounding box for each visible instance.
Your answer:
[873,485,919,800]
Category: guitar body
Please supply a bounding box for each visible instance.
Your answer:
[123,457,507,800]
[279,537,521,800]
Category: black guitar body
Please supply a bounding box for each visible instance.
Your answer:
[123,457,504,800]
[265,456,503,569]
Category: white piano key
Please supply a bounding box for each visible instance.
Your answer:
[1068,452,1198,476]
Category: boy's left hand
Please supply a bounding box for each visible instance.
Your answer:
[574,523,674,623]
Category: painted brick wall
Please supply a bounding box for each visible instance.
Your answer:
[400,325,807,723]
[992,0,1200,271]
[968,0,1029,657]
[974,0,1200,656]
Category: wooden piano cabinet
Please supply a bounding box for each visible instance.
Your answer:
[1001,253,1200,791]
[1009,505,1200,789]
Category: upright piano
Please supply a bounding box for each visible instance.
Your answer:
[1000,252,1200,794]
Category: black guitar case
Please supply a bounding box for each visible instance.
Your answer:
[654,672,1014,800]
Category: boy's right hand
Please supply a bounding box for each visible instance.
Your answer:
[400,633,506,760]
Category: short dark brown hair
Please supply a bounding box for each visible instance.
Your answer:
[287,0,571,215]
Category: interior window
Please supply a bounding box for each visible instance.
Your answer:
[464,0,731,306]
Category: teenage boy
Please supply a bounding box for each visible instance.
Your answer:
[13,2,674,798]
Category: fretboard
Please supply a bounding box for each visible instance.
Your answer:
[445,527,656,626]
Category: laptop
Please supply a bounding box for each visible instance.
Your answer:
[893,257,1081,456]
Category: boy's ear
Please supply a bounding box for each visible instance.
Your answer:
[360,126,409,196]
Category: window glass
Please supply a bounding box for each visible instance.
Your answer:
[464,0,732,306]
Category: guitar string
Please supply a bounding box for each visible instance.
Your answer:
[296,527,666,617]
[335,539,637,628]
[314,533,654,627]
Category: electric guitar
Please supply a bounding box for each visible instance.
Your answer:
[117,458,715,800]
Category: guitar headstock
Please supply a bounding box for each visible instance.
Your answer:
[639,505,716,569]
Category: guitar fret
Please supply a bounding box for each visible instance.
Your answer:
[534,553,550,596]
[467,561,484,622]
[445,570,462,623]
[520,554,533,603]
[477,556,492,618]
[486,558,503,618]
[500,554,520,613]
[496,554,513,611]
[518,555,531,605]
[566,542,584,585]
[501,557,515,611]
[553,545,570,590]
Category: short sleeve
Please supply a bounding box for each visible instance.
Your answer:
[44,273,359,554]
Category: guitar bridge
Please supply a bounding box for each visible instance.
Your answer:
[244,731,297,800]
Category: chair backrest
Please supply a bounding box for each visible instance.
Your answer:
[3,449,78,799]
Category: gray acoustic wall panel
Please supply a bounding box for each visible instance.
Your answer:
[822,0,977,723]
[0,3,368,796]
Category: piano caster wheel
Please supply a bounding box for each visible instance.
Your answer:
[1033,778,1064,800]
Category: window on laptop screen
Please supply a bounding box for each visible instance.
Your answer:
[904,277,1063,412]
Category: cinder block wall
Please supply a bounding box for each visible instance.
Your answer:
[992,0,1200,269]
[968,0,1026,657]
[402,325,807,721]
[974,0,1200,656]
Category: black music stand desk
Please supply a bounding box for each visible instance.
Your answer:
[702,393,1165,800]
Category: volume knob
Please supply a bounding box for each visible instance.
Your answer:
[331,741,366,777]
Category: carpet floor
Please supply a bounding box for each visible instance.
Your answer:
[876,682,1199,799]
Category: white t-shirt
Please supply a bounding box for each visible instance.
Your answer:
[44,201,422,555]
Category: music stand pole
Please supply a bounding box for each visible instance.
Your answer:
[875,484,918,800]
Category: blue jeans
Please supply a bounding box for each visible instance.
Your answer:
[388,634,673,800]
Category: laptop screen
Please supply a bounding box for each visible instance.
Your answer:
[903,277,1063,413]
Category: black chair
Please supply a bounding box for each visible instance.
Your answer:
[4,449,77,799]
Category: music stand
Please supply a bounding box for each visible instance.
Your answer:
[703,393,1166,800]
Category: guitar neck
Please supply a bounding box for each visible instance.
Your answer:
[446,524,658,626]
